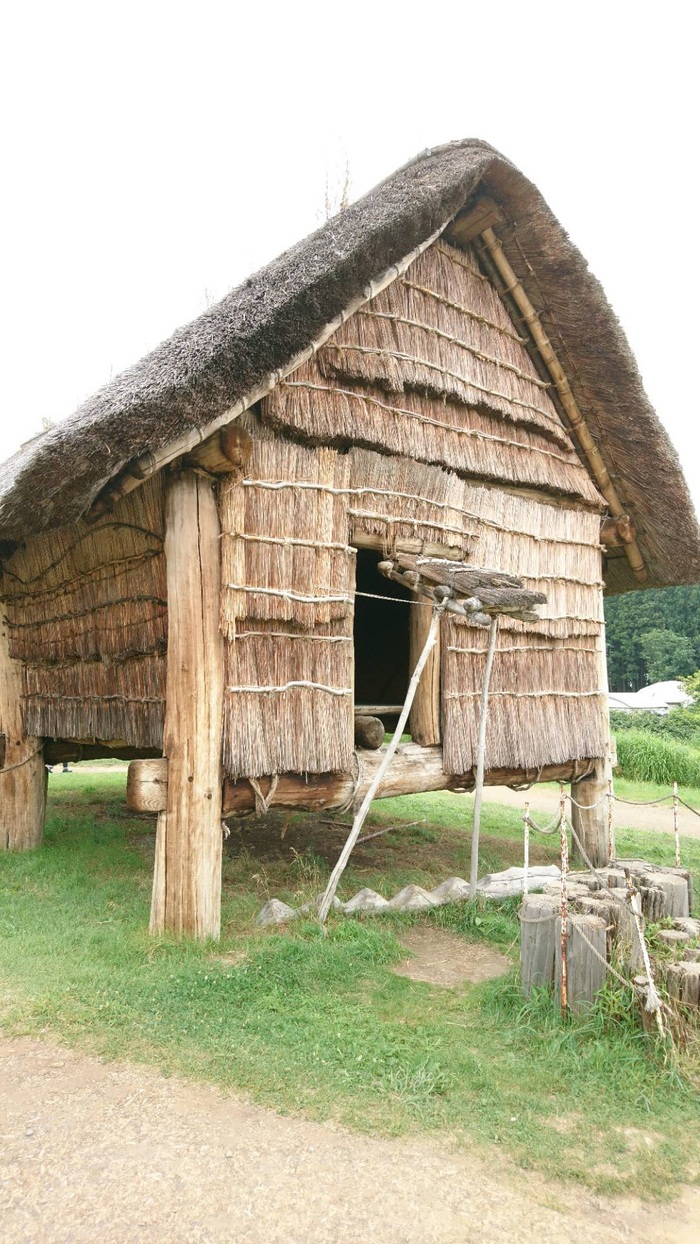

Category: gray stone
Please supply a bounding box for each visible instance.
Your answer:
[387,885,436,912]
[342,888,390,915]
[428,877,470,905]
[255,899,297,926]
[298,894,342,916]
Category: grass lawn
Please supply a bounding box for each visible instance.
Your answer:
[1,768,699,1199]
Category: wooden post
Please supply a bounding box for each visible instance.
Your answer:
[555,914,607,1015]
[0,616,47,850]
[149,470,224,940]
[570,762,608,868]
[571,614,611,869]
[409,601,441,745]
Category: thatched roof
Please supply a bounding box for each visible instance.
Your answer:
[1,138,698,591]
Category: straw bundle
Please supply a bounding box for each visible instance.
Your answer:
[261,238,601,505]
[22,653,165,748]
[222,618,353,779]
[347,448,475,555]
[319,242,567,444]
[442,625,606,774]
[0,477,166,747]
[220,440,354,633]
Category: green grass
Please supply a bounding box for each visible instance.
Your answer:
[615,730,700,787]
[0,768,699,1199]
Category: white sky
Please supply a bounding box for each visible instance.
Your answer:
[2,1,698,517]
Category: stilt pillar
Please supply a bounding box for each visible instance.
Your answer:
[570,760,609,868]
[149,470,224,939]
[0,617,47,849]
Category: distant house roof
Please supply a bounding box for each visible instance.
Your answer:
[1,138,699,592]
[609,680,692,714]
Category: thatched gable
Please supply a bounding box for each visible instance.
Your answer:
[1,138,698,592]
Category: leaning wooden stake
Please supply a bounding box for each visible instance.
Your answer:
[468,617,499,899]
[149,470,225,940]
[673,781,680,868]
[318,606,443,923]
[558,785,569,1018]
[0,616,47,850]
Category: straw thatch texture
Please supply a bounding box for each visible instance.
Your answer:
[0,478,166,748]
[442,627,606,774]
[262,243,601,505]
[220,440,354,631]
[223,619,353,779]
[346,448,476,555]
[220,438,355,778]
[321,243,567,442]
[0,140,696,593]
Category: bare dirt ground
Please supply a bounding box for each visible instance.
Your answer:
[2,1037,699,1244]
[394,927,510,987]
[485,785,700,840]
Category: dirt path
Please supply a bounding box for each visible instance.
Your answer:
[485,785,700,840]
[1,1038,698,1243]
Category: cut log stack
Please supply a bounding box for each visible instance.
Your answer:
[520,860,698,1014]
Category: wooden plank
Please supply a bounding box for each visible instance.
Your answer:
[149,470,225,940]
[0,615,46,850]
[409,601,441,746]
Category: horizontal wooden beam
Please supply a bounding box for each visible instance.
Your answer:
[600,514,637,547]
[222,746,596,815]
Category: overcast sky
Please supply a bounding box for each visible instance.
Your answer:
[2,1,698,517]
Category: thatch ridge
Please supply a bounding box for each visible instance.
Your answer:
[1,138,697,591]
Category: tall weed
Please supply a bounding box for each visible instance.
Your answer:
[614,730,700,787]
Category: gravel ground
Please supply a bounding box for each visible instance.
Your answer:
[1,1037,698,1244]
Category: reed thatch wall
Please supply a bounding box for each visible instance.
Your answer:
[262,242,601,506]
[0,478,166,749]
[219,439,355,779]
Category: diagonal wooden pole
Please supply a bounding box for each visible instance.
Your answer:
[468,616,499,899]
[318,604,443,923]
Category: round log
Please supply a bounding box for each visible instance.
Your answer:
[127,758,169,813]
[354,715,385,750]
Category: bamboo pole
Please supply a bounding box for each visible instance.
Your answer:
[317,606,443,923]
[523,801,530,898]
[468,616,499,899]
[479,227,647,584]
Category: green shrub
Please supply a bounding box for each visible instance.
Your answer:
[609,708,700,749]
[614,730,700,787]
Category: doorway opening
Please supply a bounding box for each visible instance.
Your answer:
[353,548,411,733]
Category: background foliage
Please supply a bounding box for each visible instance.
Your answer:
[605,585,700,690]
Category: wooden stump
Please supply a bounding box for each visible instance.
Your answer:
[666,962,700,1008]
[127,758,168,813]
[0,616,46,850]
[520,896,558,994]
[555,914,607,1015]
[149,471,224,940]
[354,716,385,750]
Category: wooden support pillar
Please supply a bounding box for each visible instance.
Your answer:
[149,470,225,940]
[409,601,441,745]
[570,761,608,868]
[0,617,47,849]
[571,585,612,870]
